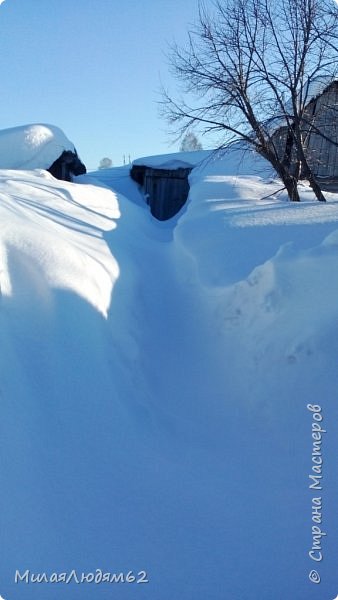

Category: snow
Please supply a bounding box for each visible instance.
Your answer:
[303,74,337,103]
[0,124,76,170]
[132,149,210,169]
[266,75,338,133]
[1,141,338,600]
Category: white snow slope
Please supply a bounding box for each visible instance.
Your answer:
[1,146,338,600]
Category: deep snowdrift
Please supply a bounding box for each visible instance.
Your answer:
[1,147,338,600]
[0,123,76,170]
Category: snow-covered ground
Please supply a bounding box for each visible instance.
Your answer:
[1,143,338,600]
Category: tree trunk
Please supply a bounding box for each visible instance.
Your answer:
[303,166,326,202]
[283,174,300,202]
[295,137,326,202]
[273,158,300,201]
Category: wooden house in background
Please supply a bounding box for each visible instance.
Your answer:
[130,152,208,221]
[271,78,338,187]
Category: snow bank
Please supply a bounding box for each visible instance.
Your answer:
[0,123,76,170]
[175,145,338,284]
[0,169,120,315]
[1,145,338,600]
[132,149,210,169]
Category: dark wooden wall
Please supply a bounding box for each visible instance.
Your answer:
[271,82,338,183]
[130,165,192,220]
[48,150,86,181]
[303,82,338,179]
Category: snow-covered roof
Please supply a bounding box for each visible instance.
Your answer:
[267,75,338,134]
[0,123,76,170]
[132,149,211,170]
[303,74,337,104]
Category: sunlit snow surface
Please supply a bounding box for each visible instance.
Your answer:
[1,146,338,600]
[0,124,76,170]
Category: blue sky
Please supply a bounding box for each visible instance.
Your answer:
[0,0,202,169]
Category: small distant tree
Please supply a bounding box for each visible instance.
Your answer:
[98,157,113,169]
[180,131,203,151]
[163,0,338,202]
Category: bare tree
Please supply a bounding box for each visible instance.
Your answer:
[98,157,113,170]
[162,0,338,201]
[180,131,203,151]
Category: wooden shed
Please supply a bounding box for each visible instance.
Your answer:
[130,164,191,220]
[130,152,212,221]
[271,78,338,186]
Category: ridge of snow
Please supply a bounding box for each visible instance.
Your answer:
[0,123,76,170]
[132,149,211,170]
